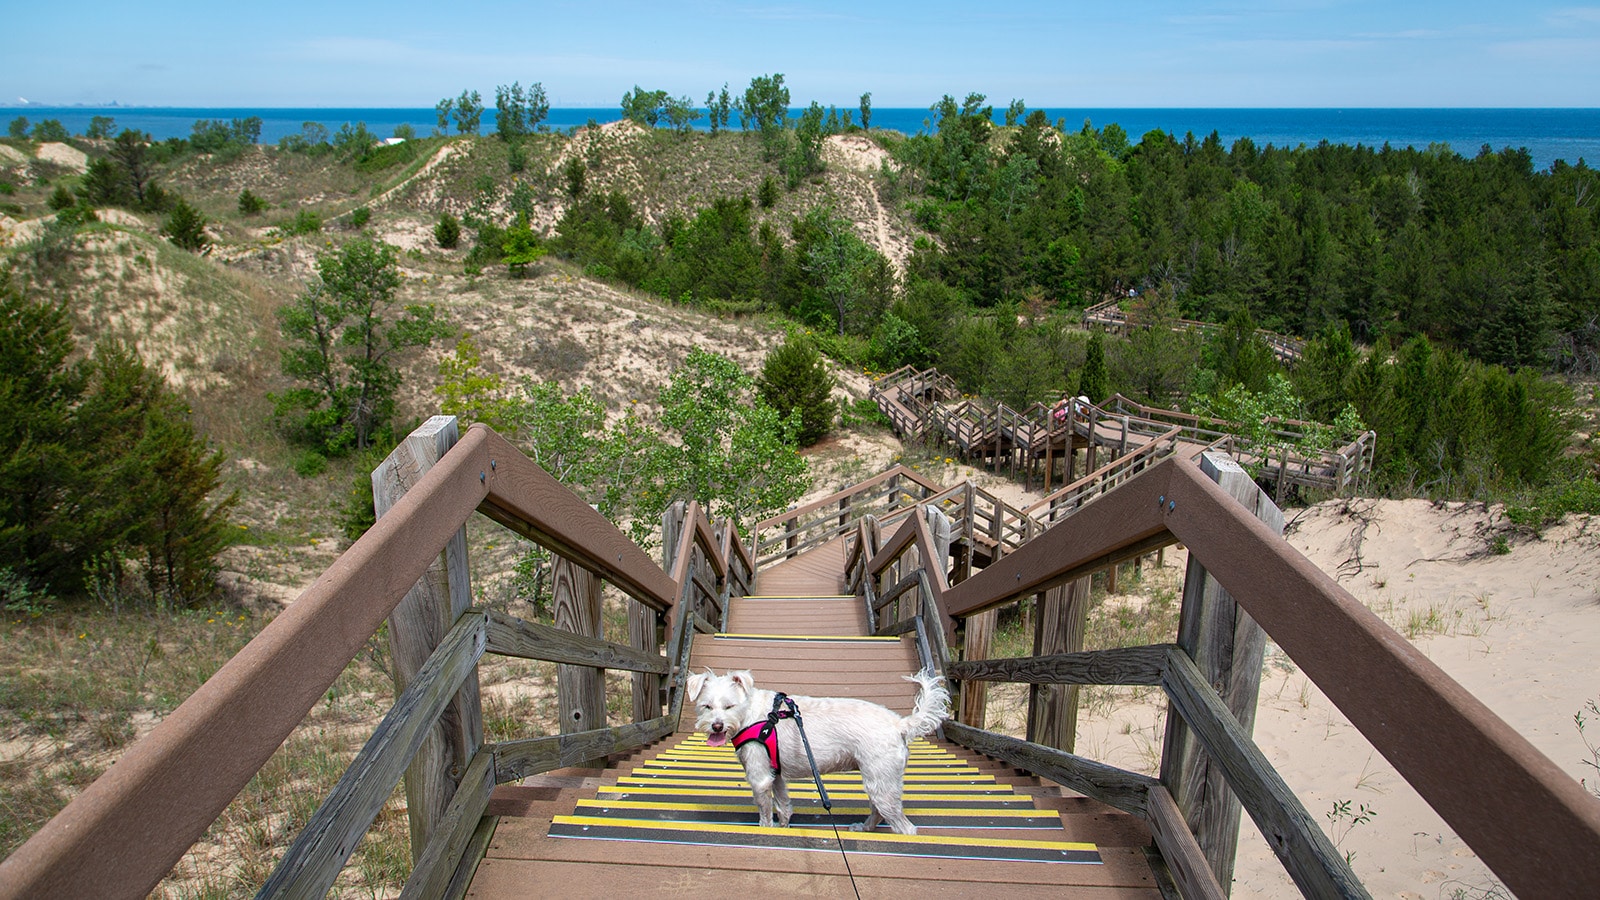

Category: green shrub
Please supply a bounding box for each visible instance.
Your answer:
[162,198,209,251]
[349,206,371,228]
[0,567,49,614]
[758,175,779,209]
[757,332,836,446]
[292,450,328,477]
[562,157,586,198]
[1505,474,1600,529]
[466,220,506,269]
[434,211,461,249]
[286,209,322,235]
[238,189,268,216]
[841,395,892,430]
[55,204,98,228]
[353,138,419,173]
[47,185,79,212]
[867,312,926,371]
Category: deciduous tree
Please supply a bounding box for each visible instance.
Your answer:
[273,239,448,453]
[453,90,484,134]
[656,348,809,527]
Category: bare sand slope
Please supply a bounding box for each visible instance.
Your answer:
[1231,499,1599,899]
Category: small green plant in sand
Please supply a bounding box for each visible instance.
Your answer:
[1578,698,1600,799]
[1325,798,1376,864]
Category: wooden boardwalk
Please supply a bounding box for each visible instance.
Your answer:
[469,548,1164,898]
[870,365,1375,500]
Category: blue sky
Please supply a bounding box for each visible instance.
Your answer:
[4,1,1597,108]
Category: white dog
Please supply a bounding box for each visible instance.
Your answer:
[686,668,950,835]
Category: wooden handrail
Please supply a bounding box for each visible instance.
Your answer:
[937,454,1600,898]
[1024,425,1182,523]
[0,422,708,899]
[0,426,500,899]
[751,464,939,533]
[866,509,956,647]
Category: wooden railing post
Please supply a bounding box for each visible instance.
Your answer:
[552,556,607,768]
[628,589,661,725]
[1026,578,1089,750]
[958,608,995,727]
[1159,452,1285,892]
[660,500,688,661]
[372,415,483,864]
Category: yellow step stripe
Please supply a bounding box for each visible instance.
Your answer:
[550,815,1096,852]
[573,799,1054,820]
[672,736,947,749]
[735,596,858,600]
[634,763,983,775]
[616,774,996,787]
[709,633,902,641]
[676,737,944,748]
[595,781,1017,794]
[614,776,1002,790]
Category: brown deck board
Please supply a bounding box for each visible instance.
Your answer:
[466,857,1161,898]
[755,539,850,595]
[477,822,1158,890]
[726,596,869,635]
[470,735,1162,898]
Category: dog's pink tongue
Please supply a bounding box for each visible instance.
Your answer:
[706,730,728,747]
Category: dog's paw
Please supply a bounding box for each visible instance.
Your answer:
[848,822,869,832]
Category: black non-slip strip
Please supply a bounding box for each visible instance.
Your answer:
[594,789,1035,809]
[575,807,1063,829]
[547,821,1103,865]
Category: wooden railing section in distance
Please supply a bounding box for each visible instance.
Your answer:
[1083,296,1307,366]
[849,451,1600,898]
[871,365,1375,499]
[0,417,750,900]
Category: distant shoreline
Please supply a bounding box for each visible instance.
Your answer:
[6,106,1597,171]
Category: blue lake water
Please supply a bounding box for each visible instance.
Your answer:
[6,106,1597,172]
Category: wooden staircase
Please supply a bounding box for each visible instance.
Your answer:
[465,546,1164,897]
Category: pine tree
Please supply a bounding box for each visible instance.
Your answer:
[434,211,461,249]
[758,333,836,446]
[0,271,85,583]
[502,213,546,277]
[163,198,209,252]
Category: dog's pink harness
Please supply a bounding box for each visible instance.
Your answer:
[732,692,798,775]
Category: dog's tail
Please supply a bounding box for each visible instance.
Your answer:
[898,669,951,743]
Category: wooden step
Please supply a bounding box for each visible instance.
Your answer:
[726,595,869,636]
[681,632,924,728]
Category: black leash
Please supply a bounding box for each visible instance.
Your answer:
[774,694,862,900]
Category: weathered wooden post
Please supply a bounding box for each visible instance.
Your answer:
[552,555,606,768]
[632,505,683,724]
[372,416,482,864]
[1026,577,1090,749]
[1159,452,1285,892]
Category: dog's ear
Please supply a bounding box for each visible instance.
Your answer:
[686,671,707,702]
[729,670,755,695]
